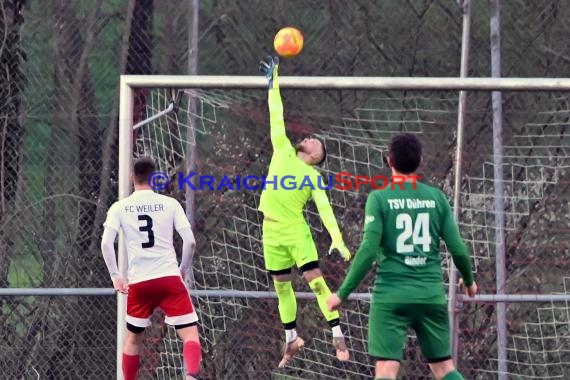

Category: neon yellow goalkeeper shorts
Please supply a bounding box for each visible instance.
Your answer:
[262,219,318,272]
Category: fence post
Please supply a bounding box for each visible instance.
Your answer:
[450,0,472,362]
[489,0,508,378]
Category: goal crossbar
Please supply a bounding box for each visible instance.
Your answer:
[121,75,570,91]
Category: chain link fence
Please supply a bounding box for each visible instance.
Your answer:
[1,0,570,379]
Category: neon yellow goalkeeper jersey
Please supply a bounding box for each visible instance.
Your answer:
[258,142,320,223]
[258,68,341,238]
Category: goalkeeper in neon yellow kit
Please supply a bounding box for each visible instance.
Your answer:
[258,56,352,368]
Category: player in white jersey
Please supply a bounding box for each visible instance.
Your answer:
[101,157,201,380]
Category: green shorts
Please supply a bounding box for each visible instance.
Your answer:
[262,220,318,272]
[368,302,451,362]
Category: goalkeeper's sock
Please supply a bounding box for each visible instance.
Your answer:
[183,340,202,376]
[308,277,341,330]
[285,326,298,343]
[331,324,343,338]
[122,353,140,380]
[442,370,465,380]
[274,280,297,339]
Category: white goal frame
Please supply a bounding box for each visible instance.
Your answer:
[117,75,570,380]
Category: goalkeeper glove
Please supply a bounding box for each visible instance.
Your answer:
[258,55,279,88]
[329,234,352,261]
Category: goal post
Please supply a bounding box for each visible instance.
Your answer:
[117,75,570,380]
[117,80,134,380]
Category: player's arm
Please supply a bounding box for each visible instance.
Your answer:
[101,226,120,279]
[100,204,128,293]
[440,192,475,287]
[178,228,196,275]
[311,178,351,261]
[335,193,383,301]
[173,201,196,278]
[259,56,292,152]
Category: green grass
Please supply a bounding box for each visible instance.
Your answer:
[8,241,43,288]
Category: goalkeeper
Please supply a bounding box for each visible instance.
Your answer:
[327,133,478,380]
[258,56,352,368]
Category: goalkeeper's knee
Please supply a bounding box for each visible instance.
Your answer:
[274,280,293,295]
[273,280,297,324]
[308,276,331,296]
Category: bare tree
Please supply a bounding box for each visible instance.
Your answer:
[88,0,155,260]
[0,0,25,288]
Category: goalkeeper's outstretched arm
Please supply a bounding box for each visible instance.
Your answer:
[260,56,292,152]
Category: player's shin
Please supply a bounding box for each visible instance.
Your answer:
[308,277,342,336]
[122,353,140,380]
[183,340,202,377]
[274,280,298,342]
[309,276,350,361]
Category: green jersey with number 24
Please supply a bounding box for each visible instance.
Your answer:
[337,181,474,304]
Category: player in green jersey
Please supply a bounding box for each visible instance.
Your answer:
[327,133,478,380]
[258,56,352,368]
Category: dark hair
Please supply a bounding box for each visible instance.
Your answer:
[133,157,156,184]
[388,133,422,174]
[313,136,327,166]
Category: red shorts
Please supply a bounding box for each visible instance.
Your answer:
[126,276,198,328]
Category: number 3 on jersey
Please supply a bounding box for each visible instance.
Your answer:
[396,212,431,253]
[138,214,155,248]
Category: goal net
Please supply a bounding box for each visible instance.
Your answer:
[124,84,570,379]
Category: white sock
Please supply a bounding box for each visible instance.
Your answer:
[332,325,343,338]
[285,328,298,343]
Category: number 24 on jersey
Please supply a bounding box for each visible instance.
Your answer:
[396,212,431,253]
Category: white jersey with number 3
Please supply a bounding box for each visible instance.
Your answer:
[103,189,191,284]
